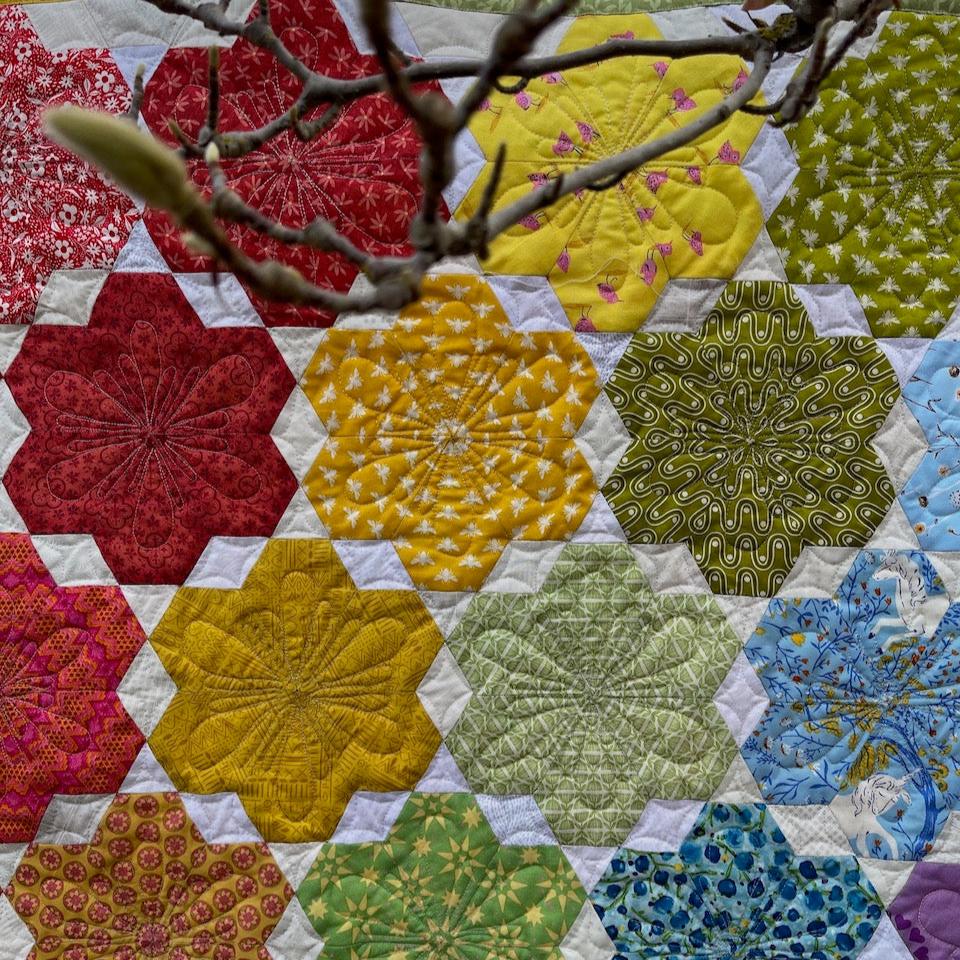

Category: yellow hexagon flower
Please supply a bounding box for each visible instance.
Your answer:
[149,538,443,841]
[303,274,599,590]
[458,15,765,332]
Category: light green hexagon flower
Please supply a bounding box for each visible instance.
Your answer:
[444,543,741,846]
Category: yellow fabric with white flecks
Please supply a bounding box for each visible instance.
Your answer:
[303,274,600,590]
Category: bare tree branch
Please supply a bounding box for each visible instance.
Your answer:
[125,63,147,123]
[56,0,894,318]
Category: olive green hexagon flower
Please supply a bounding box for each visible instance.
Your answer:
[769,13,960,336]
[603,282,899,595]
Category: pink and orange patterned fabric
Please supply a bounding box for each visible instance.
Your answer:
[0,535,144,841]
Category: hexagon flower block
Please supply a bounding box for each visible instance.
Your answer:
[298,792,585,959]
[0,534,144,841]
[592,803,883,960]
[141,0,448,327]
[603,282,899,596]
[457,14,763,332]
[0,6,138,324]
[149,539,444,841]
[6,791,293,960]
[901,342,960,549]
[446,543,740,845]
[743,550,960,860]
[769,14,960,337]
[3,272,297,584]
[890,861,960,960]
[303,274,599,590]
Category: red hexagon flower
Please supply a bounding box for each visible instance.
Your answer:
[141,0,449,327]
[0,534,145,842]
[6,791,293,960]
[3,272,297,584]
[0,7,139,324]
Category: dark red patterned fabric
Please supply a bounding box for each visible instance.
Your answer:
[3,272,297,584]
[141,0,448,327]
[0,534,144,841]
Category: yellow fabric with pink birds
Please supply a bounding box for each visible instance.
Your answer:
[458,14,765,332]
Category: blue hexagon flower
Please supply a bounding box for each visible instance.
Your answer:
[901,342,960,547]
[742,550,960,860]
[591,803,882,959]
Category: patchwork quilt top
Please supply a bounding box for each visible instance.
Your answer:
[1,0,960,958]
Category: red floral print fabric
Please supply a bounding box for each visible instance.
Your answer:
[141,0,448,327]
[3,272,297,584]
[0,7,139,325]
[0,534,144,842]
[6,791,293,960]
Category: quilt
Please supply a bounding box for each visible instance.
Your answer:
[1,0,960,958]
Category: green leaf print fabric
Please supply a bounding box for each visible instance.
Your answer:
[445,543,740,845]
[297,792,585,959]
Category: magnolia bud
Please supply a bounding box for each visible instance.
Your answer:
[180,231,218,258]
[44,106,196,214]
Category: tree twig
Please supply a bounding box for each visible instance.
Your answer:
[66,0,894,317]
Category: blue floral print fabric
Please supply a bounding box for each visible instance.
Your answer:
[742,550,960,859]
[901,343,960,549]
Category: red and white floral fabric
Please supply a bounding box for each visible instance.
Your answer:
[0,7,138,324]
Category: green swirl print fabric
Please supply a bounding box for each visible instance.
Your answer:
[603,282,899,596]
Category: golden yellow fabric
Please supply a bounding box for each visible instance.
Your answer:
[458,15,765,332]
[7,792,293,960]
[303,274,600,590]
[149,539,443,841]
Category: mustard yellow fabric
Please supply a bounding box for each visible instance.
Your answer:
[303,274,599,590]
[149,538,443,841]
[458,15,765,331]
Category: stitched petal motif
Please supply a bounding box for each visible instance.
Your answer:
[140,0,449,327]
[592,803,884,960]
[603,281,899,596]
[0,6,138,324]
[0,535,145,841]
[445,542,741,846]
[457,14,764,332]
[891,862,960,960]
[2,272,297,584]
[770,13,960,337]
[148,539,444,841]
[5,792,293,960]
[743,550,960,861]
[302,274,600,591]
[298,792,585,959]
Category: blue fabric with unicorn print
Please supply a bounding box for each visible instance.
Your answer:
[742,550,960,860]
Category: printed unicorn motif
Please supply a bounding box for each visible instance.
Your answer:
[833,771,919,857]
[869,551,949,647]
